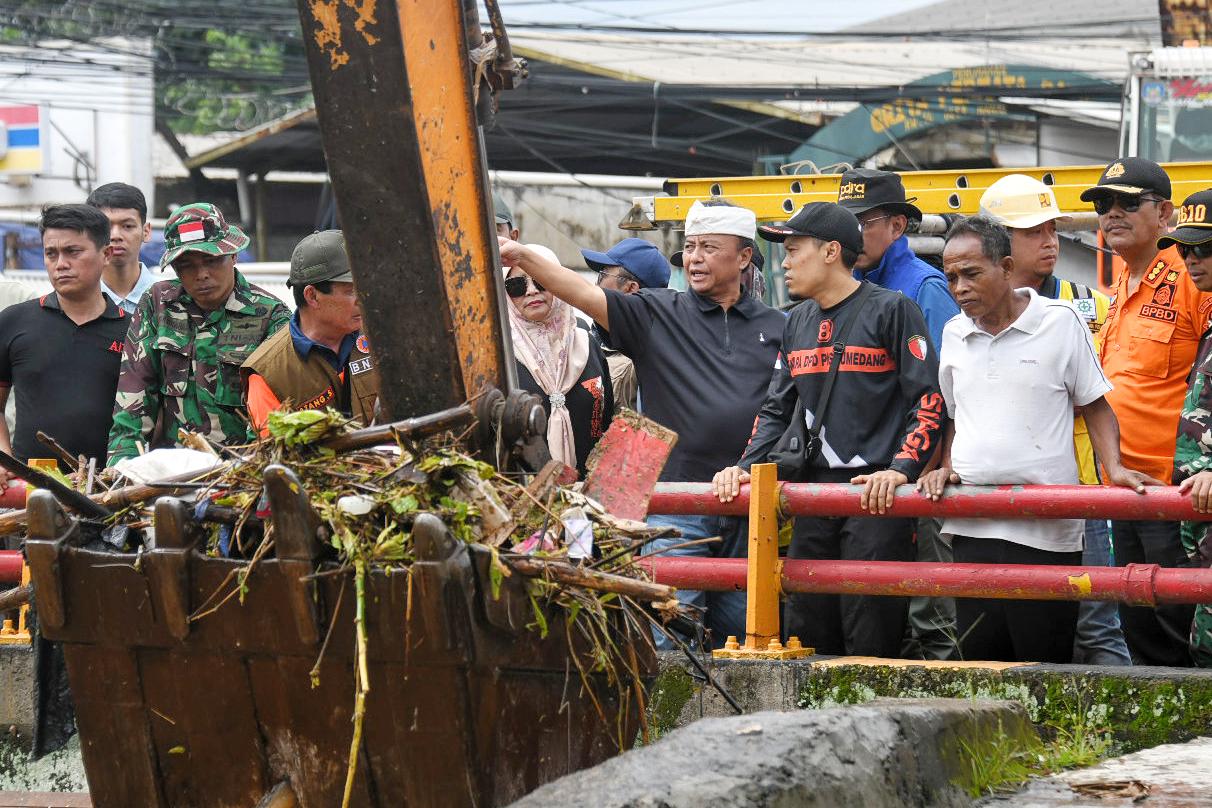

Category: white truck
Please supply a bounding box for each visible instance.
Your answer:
[1122,46,1212,162]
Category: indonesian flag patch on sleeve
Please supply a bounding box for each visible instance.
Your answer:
[178,221,206,243]
[908,335,928,361]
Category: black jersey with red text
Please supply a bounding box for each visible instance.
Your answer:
[740,281,943,480]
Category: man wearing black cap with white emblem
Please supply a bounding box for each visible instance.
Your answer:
[712,202,944,658]
[839,167,961,660]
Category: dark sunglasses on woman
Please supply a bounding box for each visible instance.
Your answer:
[1177,242,1212,261]
[504,275,545,298]
[1092,193,1165,216]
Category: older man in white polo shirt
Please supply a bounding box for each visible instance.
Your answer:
[918,215,1155,663]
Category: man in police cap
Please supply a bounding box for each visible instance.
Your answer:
[839,167,960,659]
[1166,188,1212,667]
[1085,157,1212,666]
[581,237,670,411]
[243,230,380,431]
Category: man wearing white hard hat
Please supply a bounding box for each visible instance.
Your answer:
[498,198,786,649]
[980,174,1129,666]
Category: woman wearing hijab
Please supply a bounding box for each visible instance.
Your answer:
[504,244,613,476]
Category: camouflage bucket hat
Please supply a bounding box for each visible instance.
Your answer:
[160,202,250,269]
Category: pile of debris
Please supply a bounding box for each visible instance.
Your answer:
[12,408,691,806]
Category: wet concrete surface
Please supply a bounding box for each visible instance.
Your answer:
[985,737,1212,806]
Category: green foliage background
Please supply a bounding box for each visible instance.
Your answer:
[1,0,312,133]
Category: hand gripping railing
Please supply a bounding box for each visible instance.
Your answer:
[641,464,1212,659]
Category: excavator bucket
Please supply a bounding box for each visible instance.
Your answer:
[25,473,654,807]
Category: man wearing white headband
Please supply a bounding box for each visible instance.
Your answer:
[498,198,786,649]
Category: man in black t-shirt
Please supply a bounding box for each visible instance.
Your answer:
[714,202,944,658]
[498,200,785,648]
[0,205,128,482]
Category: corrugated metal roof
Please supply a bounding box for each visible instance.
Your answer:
[848,0,1160,39]
[508,29,1150,88]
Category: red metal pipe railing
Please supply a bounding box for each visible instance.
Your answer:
[642,557,1212,607]
[0,550,22,585]
[649,482,1209,521]
[0,483,26,511]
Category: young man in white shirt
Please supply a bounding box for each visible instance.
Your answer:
[919,215,1156,662]
[86,182,158,315]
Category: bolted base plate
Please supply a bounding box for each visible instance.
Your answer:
[712,634,814,660]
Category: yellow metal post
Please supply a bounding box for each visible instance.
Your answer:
[745,462,779,648]
[0,561,30,644]
[714,463,811,660]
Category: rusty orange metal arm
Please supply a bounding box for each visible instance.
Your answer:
[296,0,515,418]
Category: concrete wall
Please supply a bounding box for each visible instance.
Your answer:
[1037,118,1121,168]
[651,654,1212,751]
[493,179,681,271]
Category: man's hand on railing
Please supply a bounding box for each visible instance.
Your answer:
[712,466,750,503]
[1180,470,1212,513]
[916,466,959,501]
[851,469,909,515]
[1104,464,1164,495]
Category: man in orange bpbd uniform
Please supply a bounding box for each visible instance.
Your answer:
[1085,157,1212,666]
[242,230,379,432]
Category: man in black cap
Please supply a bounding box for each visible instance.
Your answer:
[1167,188,1212,667]
[838,167,960,660]
[838,168,958,349]
[1084,158,1212,666]
[242,230,380,432]
[712,202,944,658]
[582,238,671,410]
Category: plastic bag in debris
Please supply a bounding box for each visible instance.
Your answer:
[561,506,594,560]
[112,448,223,485]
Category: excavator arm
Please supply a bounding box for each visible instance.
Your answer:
[296,0,538,462]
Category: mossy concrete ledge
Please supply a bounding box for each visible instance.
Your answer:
[650,654,1212,751]
[512,698,1033,807]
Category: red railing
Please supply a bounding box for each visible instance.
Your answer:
[0,550,21,585]
[642,468,1212,659]
[648,482,1205,521]
[641,558,1212,607]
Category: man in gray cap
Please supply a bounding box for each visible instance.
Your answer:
[242,230,379,432]
[494,190,520,241]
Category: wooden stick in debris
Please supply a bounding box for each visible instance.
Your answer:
[0,584,31,612]
[0,464,232,536]
[507,556,676,603]
[320,405,474,453]
[35,432,81,472]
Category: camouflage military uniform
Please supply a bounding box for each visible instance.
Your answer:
[1174,328,1212,666]
[107,272,290,464]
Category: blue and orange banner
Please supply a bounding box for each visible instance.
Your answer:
[0,106,43,174]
